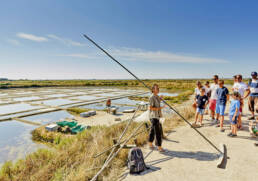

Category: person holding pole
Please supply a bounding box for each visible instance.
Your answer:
[148,84,166,152]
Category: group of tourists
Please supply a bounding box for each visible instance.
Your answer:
[147,71,258,152]
[192,72,258,137]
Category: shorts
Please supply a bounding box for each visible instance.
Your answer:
[216,104,226,116]
[248,96,258,113]
[229,115,238,125]
[252,127,258,134]
[209,99,217,111]
[196,108,205,115]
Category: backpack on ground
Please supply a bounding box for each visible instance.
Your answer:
[127,147,147,174]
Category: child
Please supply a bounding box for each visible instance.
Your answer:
[193,81,203,109]
[193,87,208,127]
[228,92,240,137]
[216,80,229,132]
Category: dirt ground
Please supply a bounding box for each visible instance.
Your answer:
[122,98,258,181]
[74,110,143,127]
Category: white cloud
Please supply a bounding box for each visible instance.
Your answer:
[48,34,86,47]
[109,47,229,64]
[7,39,21,46]
[59,47,229,64]
[16,33,48,42]
[57,53,97,59]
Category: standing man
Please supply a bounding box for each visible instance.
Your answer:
[232,74,248,129]
[245,72,258,120]
[209,75,220,122]
[148,84,166,152]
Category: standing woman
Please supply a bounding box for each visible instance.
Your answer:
[148,84,166,152]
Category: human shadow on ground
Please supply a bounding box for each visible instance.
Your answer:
[235,135,258,141]
[165,130,176,137]
[161,149,219,161]
[119,163,161,180]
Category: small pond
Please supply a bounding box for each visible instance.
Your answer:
[0,121,46,166]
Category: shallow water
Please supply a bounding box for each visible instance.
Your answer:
[0,87,149,167]
[39,99,77,106]
[46,94,69,98]
[13,96,41,102]
[112,97,140,105]
[0,121,46,166]
[0,103,42,115]
[80,102,107,110]
[24,110,73,124]
[75,95,101,100]
[96,92,121,97]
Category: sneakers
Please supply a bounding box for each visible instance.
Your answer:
[248,116,255,120]
[227,132,237,137]
[220,129,225,132]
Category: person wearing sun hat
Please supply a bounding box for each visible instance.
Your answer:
[245,71,258,120]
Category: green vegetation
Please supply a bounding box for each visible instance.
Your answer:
[0,79,200,180]
[0,104,194,181]
[129,89,194,105]
[0,122,149,181]
[67,107,92,115]
[0,79,237,89]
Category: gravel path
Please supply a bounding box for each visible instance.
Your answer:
[122,98,258,181]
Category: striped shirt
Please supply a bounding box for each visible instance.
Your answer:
[249,79,258,97]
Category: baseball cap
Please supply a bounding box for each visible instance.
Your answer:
[251,71,257,76]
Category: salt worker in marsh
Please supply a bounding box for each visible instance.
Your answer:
[106,99,111,113]
[148,84,166,152]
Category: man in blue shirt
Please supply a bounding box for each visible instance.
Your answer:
[245,71,258,120]
[216,80,229,132]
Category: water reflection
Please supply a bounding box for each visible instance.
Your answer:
[0,121,46,166]
[25,111,72,124]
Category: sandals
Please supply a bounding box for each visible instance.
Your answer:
[158,148,168,153]
[149,145,156,150]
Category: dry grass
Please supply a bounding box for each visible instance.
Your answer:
[0,121,149,181]
[129,89,194,105]
[67,107,92,115]
[163,106,195,133]
[0,104,194,181]
[0,85,195,181]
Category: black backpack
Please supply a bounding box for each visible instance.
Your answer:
[128,147,147,174]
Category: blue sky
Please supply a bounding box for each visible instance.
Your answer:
[0,0,257,80]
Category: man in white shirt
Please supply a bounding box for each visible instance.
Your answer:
[232,74,248,129]
[209,75,220,121]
